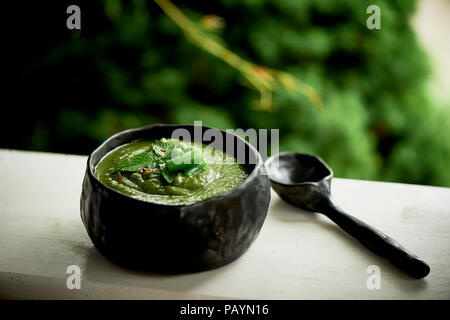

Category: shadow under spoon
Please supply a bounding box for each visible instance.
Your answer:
[265,152,430,279]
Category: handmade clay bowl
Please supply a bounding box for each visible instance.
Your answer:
[80,124,271,273]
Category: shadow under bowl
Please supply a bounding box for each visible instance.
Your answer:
[80,124,271,273]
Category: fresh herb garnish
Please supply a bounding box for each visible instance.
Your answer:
[113,152,158,173]
[114,139,206,183]
[166,148,203,171]
[184,161,207,177]
[160,163,176,184]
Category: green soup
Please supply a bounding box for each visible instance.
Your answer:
[95,139,248,205]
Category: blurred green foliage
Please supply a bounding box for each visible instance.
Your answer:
[13,0,450,187]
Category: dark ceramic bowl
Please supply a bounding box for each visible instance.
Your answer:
[80,124,271,273]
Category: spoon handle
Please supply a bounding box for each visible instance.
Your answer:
[323,201,430,279]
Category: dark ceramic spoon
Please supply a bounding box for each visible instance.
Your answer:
[265,152,430,279]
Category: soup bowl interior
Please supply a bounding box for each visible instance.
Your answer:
[81,124,271,273]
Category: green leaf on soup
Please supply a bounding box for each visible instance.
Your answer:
[114,152,157,173]
[152,144,166,157]
[160,163,176,183]
[184,161,207,177]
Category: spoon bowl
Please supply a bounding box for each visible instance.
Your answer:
[265,152,333,212]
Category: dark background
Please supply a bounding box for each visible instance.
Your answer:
[3,0,450,187]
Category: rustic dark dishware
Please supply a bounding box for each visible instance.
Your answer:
[265,152,430,279]
[81,124,270,273]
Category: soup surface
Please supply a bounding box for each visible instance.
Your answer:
[95,139,248,204]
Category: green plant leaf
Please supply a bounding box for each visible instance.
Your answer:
[155,139,173,150]
[114,152,157,173]
[113,139,207,184]
[152,144,166,157]
[184,161,206,177]
[160,163,176,183]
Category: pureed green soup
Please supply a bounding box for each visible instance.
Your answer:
[95,138,248,205]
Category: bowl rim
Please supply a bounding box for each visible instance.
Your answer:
[86,123,265,207]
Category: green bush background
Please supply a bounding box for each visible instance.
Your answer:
[11,0,450,187]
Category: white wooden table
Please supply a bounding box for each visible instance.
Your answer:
[0,149,449,299]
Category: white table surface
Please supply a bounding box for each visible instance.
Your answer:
[0,149,449,299]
